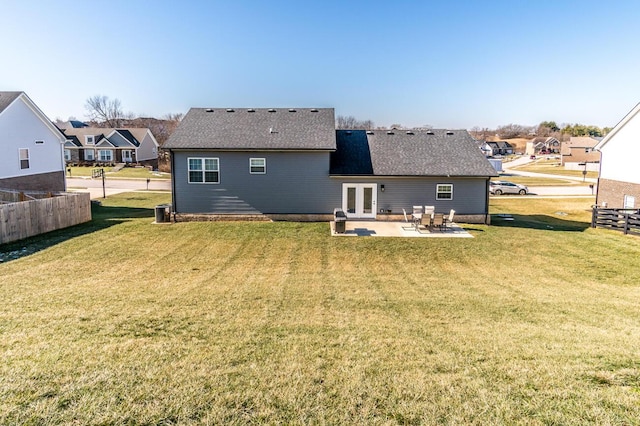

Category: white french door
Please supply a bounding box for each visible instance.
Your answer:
[342,183,377,219]
[122,150,132,162]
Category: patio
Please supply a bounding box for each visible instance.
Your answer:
[330,220,473,238]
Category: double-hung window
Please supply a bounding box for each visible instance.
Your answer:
[188,157,219,183]
[99,150,113,162]
[19,148,29,169]
[436,184,453,200]
[85,149,95,161]
[250,158,266,174]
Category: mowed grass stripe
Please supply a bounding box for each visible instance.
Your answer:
[1,194,640,424]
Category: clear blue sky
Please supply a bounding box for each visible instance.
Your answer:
[2,0,639,129]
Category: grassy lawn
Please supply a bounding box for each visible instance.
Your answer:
[67,166,170,180]
[2,194,640,424]
[512,159,599,180]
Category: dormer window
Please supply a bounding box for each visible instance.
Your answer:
[85,135,95,145]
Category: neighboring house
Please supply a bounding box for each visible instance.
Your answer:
[485,141,514,156]
[560,136,601,168]
[526,137,559,155]
[594,102,640,209]
[62,127,159,166]
[0,91,66,192]
[163,108,497,223]
[477,140,493,157]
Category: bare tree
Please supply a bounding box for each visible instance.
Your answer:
[496,123,534,139]
[85,95,125,127]
[336,115,374,130]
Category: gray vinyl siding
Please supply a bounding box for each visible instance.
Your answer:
[339,176,489,215]
[137,133,157,161]
[172,150,490,216]
[108,132,133,148]
[171,150,342,214]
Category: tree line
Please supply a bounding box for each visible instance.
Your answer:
[470,121,612,141]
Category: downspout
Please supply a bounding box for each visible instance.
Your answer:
[60,139,67,191]
[485,177,491,224]
[169,149,176,222]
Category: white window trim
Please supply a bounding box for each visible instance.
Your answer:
[85,149,95,161]
[624,195,635,209]
[249,157,266,174]
[64,149,71,161]
[436,183,454,200]
[98,149,113,162]
[85,135,95,145]
[188,157,220,184]
[19,148,30,170]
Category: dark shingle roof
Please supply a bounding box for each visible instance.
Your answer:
[331,129,498,177]
[0,91,22,114]
[113,129,141,147]
[64,135,82,147]
[164,108,336,150]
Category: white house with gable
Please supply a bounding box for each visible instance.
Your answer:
[594,102,640,209]
[0,92,67,192]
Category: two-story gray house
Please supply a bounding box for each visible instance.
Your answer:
[164,107,497,223]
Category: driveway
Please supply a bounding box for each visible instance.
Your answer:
[66,177,171,199]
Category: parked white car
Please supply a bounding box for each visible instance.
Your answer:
[490,180,528,195]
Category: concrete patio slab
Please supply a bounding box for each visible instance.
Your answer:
[330,221,473,238]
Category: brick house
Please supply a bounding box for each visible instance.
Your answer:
[594,102,640,209]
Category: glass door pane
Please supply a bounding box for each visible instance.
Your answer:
[363,187,373,214]
[347,187,356,214]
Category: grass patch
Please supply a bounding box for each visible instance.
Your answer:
[67,166,170,180]
[1,194,640,423]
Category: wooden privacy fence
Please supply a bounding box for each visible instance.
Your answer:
[0,190,92,244]
[591,207,640,236]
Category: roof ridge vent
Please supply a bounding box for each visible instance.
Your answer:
[205,108,214,112]
[288,108,296,112]
[247,108,255,112]
[446,130,454,135]
[406,131,414,135]
[345,130,352,135]
[268,108,276,112]
[226,108,235,112]
[387,131,394,135]
[366,130,374,135]
[310,108,319,112]
[426,130,434,135]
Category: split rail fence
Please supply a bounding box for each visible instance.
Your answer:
[591,207,640,237]
[0,189,92,244]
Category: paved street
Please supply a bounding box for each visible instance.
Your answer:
[500,156,597,197]
[66,177,171,199]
